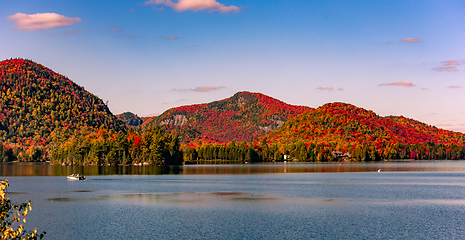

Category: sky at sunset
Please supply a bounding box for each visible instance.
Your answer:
[1,0,464,133]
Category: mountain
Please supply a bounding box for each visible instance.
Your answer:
[0,59,126,148]
[385,115,465,144]
[264,102,465,159]
[116,112,143,127]
[144,91,312,143]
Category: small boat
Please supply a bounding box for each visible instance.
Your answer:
[67,174,86,180]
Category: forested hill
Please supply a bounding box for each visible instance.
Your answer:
[385,115,465,143]
[144,91,312,143]
[264,102,465,160]
[0,59,126,148]
[116,112,143,127]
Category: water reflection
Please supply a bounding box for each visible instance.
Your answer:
[2,161,465,176]
[47,197,85,202]
[46,191,344,206]
[47,190,99,194]
[0,162,181,176]
[181,161,465,174]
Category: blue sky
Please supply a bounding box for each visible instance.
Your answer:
[1,0,465,132]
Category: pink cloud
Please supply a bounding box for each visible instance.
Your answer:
[316,87,343,91]
[401,38,422,42]
[316,87,333,91]
[7,13,83,31]
[144,0,240,13]
[447,86,462,89]
[172,86,225,92]
[386,41,395,44]
[433,66,459,72]
[433,60,462,72]
[378,81,416,87]
[442,60,460,66]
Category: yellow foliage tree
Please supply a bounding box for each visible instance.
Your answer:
[0,179,45,239]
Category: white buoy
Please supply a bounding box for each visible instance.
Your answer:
[378,169,381,173]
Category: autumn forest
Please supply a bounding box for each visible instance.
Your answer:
[1,59,464,165]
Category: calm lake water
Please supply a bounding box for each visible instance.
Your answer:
[3,161,465,239]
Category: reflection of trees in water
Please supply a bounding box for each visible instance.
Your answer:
[181,162,465,174]
[1,161,465,176]
[0,163,182,176]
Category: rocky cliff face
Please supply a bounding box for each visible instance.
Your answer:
[259,115,285,132]
[159,114,188,126]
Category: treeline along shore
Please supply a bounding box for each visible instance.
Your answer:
[4,126,465,165]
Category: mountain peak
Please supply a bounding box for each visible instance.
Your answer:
[266,101,465,149]
[0,58,126,147]
[144,91,312,143]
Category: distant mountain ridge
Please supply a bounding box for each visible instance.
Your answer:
[144,91,312,143]
[0,59,126,149]
[116,112,143,127]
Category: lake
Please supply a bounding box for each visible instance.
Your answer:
[3,161,465,239]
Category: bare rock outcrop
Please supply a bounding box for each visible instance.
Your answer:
[237,97,247,108]
[259,115,285,132]
[159,114,187,126]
